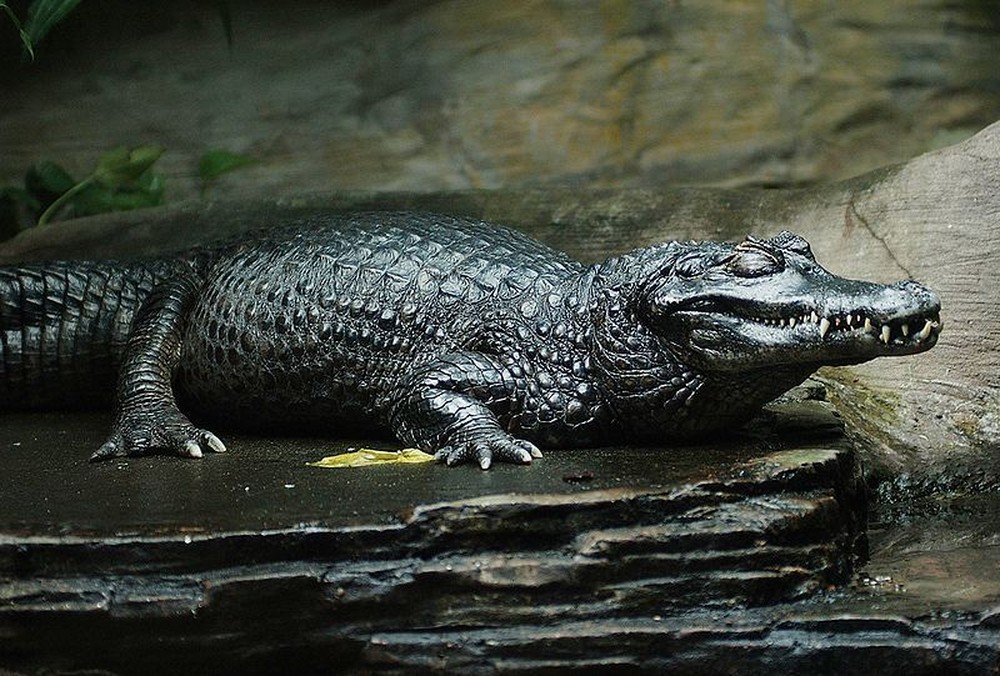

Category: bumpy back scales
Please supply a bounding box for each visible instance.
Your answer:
[177,212,582,429]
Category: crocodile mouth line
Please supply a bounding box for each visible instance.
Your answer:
[740,308,942,345]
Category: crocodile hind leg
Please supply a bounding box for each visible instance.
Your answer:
[386,351,542,469]
[91,269,226,461]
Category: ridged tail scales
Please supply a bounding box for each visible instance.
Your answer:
[0,259,174,410]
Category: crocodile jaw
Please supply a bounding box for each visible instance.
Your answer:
[656,278,942,373]
[673,302,941,370]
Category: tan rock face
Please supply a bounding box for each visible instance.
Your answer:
[1,1,998,199]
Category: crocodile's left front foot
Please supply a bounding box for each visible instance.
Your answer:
[90,407,227,462]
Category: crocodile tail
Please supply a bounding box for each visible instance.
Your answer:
[0,260,168,410]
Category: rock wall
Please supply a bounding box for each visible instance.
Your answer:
[1,0,999,201]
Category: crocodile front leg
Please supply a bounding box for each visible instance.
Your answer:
[386,352,542,469]
[90,269,226,461]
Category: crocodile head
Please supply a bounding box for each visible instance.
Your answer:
[636,230,941,373]
[589,230,941,439]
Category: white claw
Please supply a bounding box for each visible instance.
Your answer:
[205,433,227,454]
[183,441,204,459]
[819,316,831,339]
[881,325,892,345]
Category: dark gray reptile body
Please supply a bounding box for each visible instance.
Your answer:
[0,211,941,467]
[179,212,612,445]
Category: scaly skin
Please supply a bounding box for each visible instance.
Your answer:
[0,212,942,468]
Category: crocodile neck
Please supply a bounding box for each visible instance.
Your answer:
[586,271,814,441]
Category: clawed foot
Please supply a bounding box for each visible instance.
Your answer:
[90,408,227,462]
[434,433,542,470]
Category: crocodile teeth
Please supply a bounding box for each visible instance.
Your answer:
[864,317,873,333]
[918,319,933,340]
[810,311,819,324]
[846,315,853,327]
[788,316,797,328]
[818,316,831,339]
[880,325,891,345]
[900,323,909,337]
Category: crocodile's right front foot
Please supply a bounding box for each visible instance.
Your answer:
[433,431,543,470]
[90,407,227,462]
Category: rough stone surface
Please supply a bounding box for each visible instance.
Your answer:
[1,1,998,201]
[1,401,997,673]
[0,401,894,673]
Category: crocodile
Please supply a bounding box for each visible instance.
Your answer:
[0,211,941,468]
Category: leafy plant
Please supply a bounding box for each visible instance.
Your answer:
[198,149,255,197]
[0,145,166,235]
[0,146,255,240]
[25,0,81,47]
[4,1,233,59]
[36,145,166,225]
[2,0,82,59]
[0,2,31,59]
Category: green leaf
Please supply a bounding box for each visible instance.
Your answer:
[91,145,165,189]
[24,0,82,46]
[1,2,35,59]
[198,149,255,183]
[25,160,76,200]
[36,146,165,225]
[71,170,165,216]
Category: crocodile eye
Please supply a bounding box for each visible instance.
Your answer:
[726,249,782,277]
[726,238,784,277]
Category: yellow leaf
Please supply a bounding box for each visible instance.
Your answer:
[308,447,435,468]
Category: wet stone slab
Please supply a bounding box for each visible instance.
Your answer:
[0,409,839,536]
[0,401,996,674]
